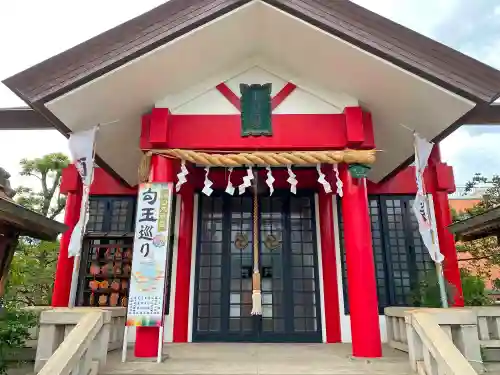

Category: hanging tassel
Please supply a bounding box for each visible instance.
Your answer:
[175,160,189,192]
[201,167,213,196]
[333,163,343,197]
[316,164,332,194]
[251,271,262,316]
[225,167,235,195]
[250,183,262,316]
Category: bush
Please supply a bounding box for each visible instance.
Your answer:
[411,269,456,307]
[0,304,36,375]
[460,268,493,306]
[412,268,492,307]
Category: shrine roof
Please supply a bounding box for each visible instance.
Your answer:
[3,0,500,186]
[448,206,500,242]
[0,172,67,241]
[4,0,500,104]
[0,107,53,130]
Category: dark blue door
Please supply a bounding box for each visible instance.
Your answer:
[193,192,322,342]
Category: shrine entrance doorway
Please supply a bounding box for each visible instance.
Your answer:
[193,192,322,342]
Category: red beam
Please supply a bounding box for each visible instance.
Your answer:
[361,111,375,149]
[271,83,297,111]
[149,108,170,145]
[167,114,347,150]
[216,83,241,111]
[140,114,152,150]
[344,107,365,147]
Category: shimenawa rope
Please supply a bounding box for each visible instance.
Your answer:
[138,149,376,183]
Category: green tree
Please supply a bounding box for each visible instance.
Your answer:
[4,153,70,307]
[453,173,500,284]
[15,153,69,219]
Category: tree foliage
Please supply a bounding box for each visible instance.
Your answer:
[412,269,492,307]
[5,241,59,306]
[15,153,69,219]
[453,173,500,282]
[0,307,36,375]
[4,153,69,307]
[453,173,500,221]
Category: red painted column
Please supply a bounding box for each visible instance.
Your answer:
[173,186,195,342]
[135,155,175,357]
[318,191,341,342]
[429,146,464,307]
[340,166,381,358]
[52,184,82,307]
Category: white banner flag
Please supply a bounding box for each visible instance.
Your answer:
[413,133,444,263]
[68,127,98,257]
[414,133,433,194]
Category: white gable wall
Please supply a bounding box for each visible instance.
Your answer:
[155,65,350,115]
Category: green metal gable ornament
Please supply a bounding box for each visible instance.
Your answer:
[348,163,371,179]
[240,83,272,137]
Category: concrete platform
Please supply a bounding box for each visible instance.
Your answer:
[102,343,413,375]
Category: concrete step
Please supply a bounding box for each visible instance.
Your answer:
[100,343,413,375]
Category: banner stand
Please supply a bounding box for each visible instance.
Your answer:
[122,182,174,363]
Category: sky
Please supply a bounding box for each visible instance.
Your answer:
[1,0,500,189]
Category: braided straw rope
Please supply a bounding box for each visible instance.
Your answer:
[138,149,376,183]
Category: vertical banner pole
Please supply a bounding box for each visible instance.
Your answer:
[68,254,81,308]
[413,133,447,308]
[67,126,98,308]
[121,326,129,363]
[157,326,164,363]
[427,194,448,308]
[436,263,449,308]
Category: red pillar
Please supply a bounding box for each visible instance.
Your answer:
[173,186,195,342]
[429,146,464,306]
[318,191,341,342]
[340,166,381,358]
[52,180,82,307]
[135,155,176,357]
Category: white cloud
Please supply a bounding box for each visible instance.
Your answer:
[1,130,69,191]
[0,0,165,187]
[441,127,500,185]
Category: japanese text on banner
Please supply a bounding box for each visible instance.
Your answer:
[126,183,173,327]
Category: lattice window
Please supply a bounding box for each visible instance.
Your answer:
[87,197,136,233]
[382,198,412,305]
[88,199,106,232]
[288,196,318,333]
[196,196,225,333]
[338,195,434,313]
[339,198,388,313]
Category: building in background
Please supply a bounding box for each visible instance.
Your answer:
[449,186,500,294]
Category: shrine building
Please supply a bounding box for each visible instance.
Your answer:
[4,0,500,360]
